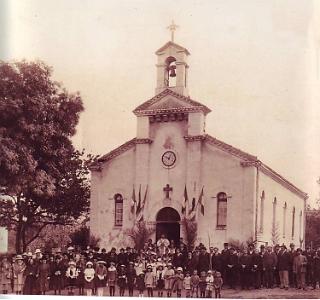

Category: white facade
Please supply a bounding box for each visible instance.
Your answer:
[89,41,307,250]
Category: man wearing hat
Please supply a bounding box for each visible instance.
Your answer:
[288,243,297,288]
[293,248,307,290]
[220,243,229,286]
[12,255,26,294]
[278,244,290,289]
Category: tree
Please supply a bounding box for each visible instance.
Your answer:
[126,221,155,251]
[181,217,197,250]
[69,226,100,249]
[0,60,93,253]
[305,208,320,249]
[271,222,280,245]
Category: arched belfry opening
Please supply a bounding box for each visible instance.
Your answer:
[165,56,177,87]
[156,207,180,245]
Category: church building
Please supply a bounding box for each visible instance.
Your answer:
[89,36,308,250]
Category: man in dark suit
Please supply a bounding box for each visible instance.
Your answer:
[278,245,290,289]
[226,247,238,289]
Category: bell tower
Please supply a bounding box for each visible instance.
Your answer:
[155,21,190,96]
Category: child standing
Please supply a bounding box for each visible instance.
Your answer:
[206,270,214,298]
[136,272,145,297]
[118,264,127,297]
[199,271,207,298]
[164,263,175,297]
[213,272,223,298]
[156,264,165,297]
[191,269,200,298]
[183,271,192,298]
[65,261,80,295]
[84,261,95,296]
[107,262,117,296]
[145,265,155,297]
[172,267,184,298]
[0,256,12,294]
[95,261,107,296]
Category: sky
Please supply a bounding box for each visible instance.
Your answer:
[1,0,320,206]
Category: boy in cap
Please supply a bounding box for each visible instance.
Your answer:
[118,264,127,296]
[164,263,175,297]
[183,271,192,298]
[206,270,214,298]
[172,267,184,298]
[145,264,155,297]
[190,269,200,298]
[156,263,165,297]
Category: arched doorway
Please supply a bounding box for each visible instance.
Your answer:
[156,207,180,245]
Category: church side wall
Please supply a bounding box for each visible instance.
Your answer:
[257,171,305,248]
[90,148,135,251]
[198,143,256,249]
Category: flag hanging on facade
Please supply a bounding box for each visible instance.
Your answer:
[181,184,188,214]
[136,184,142,216]
[136,184,148,222]
[199,186,204,216]
[130,185,136,215]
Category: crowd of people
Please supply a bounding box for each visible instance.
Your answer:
[0,234,319,297]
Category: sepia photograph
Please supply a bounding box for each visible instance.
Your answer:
[0,0,320,298]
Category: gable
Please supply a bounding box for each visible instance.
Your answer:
[133,89,211,116]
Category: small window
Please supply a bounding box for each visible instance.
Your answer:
[114,193,123,227]
[217,192,227,228]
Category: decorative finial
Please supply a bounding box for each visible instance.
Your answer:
[167,20,179,42]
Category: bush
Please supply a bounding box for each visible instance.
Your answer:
[181,217,197,250]
[126,221,155,251]
[69,226,100,249]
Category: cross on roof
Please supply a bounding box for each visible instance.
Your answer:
[167,20,179,42]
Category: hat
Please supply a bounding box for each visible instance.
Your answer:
[56,248,62,253]
[223,243,229,246]
[129,261,134,265]
[147,264,152,269]
[260,245,265,248]
[157,258,162,262]
[22,252,27,256]
[120,264,126,267]
[69,261,76,266]
[207,270,212,274]
[67,246,74,251]
[97,261,106,265]
[86,261,93,266]
[16,255,23,260]
[27,252,33,257]
[177,267,183,271]
[290,243,295,247]
[35,249,41,254]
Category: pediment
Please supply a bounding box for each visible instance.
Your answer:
[133,89,211,116]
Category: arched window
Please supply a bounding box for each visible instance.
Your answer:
[114,193,123,227]
[272,197,277,228]
[299,210,303,241]
[291,206,296,238]
[217,192,227,228]
[259,191,265,233]
[283,202,287,238]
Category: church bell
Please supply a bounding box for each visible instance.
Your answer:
[169,66,176,77]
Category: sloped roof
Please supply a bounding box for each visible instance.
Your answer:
[90,133,307,200]
[155,41,190,55]
[133,89,211,116]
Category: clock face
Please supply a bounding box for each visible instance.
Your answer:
[162,151,177,167]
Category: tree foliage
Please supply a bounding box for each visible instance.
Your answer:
[0,60,94,253]
[69,226,100,249]
[126,221,155,251]
[305,208,320,249]
[181,217,197,250]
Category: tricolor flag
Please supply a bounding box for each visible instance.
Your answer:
[198,186,204,216]
[130,185,136,215]
[136,185,148,222]
[136,184,142,216]
[181,185,188,215]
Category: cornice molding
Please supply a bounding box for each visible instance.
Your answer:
[89,138,153,171]
[241,160,308,200]
[133,89,211,116]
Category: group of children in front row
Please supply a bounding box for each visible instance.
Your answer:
[80,261,223,298]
